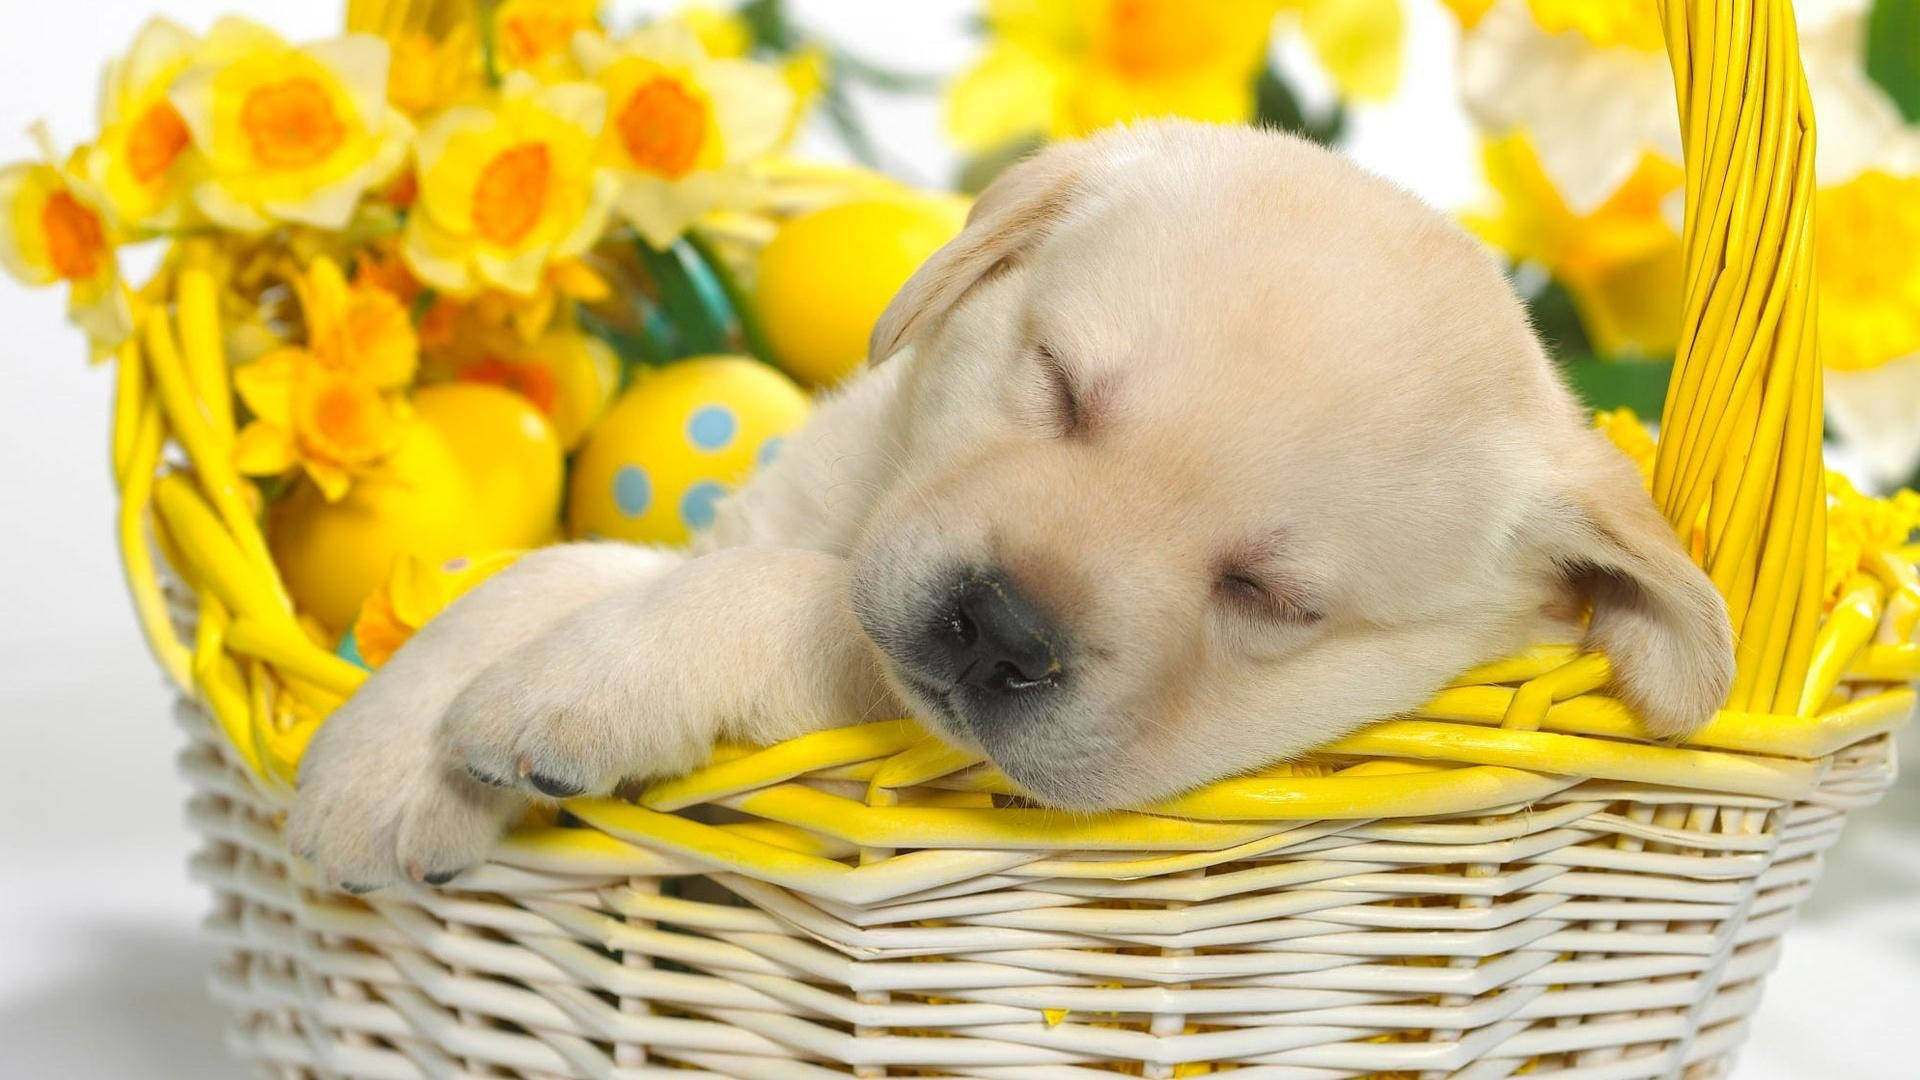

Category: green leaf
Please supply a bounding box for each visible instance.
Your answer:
[957,135,1046,195]
[739,0,798,52]
[831,48,944,94]
[1558,353,1672,417]
[1253,62,1347,146]
[1868,0,1920,122]
[631,237,734,361]
[682,228,782,369]
[1520,275,1595,359]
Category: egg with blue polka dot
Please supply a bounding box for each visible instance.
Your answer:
[567,355,811,545]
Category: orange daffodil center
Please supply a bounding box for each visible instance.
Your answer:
[496,0,600,75]
[403,73,612,297]
[617,76,711,180]
[947,0,1341,152]
[239,77,346,169]
[1101,0,1224,80]
[126,102,192,184]
[40,191,108,280]
[166,17,412,232]
[233,256,419,500]
[575,24,790,248]
[82,16,202,231]
[0,152,132,354]
[473,143,554,245]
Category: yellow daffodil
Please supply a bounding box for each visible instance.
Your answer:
[233,255,418,499]
[420,297,619,449]
[0,148,132,355]
[1818,168,1920,488]
[404,73,614,297]
[388,27,485,116]
[351,549,520,667]
[167,17,412,232]
[1592,406,1655,481]
[1596,408,1920,605]
[495,0,601,79]
[576,22,792,247]
[419,256,610,345]
[82,17,202,232]
[674,7,823,149]
[344,0,484,114]
[1467,133,1683,357]
[1817,171,1920,373]
[947,0,1281,151]
[1826,472,1920,603]
[679,6,756,59]
[1521,0,1663,50]
[1452,0,1675,213]
[1276,0,1405,104]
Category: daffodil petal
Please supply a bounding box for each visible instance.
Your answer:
[946,43,1057,151]
[0,162,58,285]
[1300,0,1404,103]
[68,276,134,352]
[191,178,271,233]
[534,79,608,138]
[233,419,298,475]
[402,214,476,295]
[475,244,551,297]
[234,348,300,421]
[705,58,794,165]
[306,458,352,502]
[306,32,390,129]
[103,16,196,126]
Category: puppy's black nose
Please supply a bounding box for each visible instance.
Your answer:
[931,571,1063,694]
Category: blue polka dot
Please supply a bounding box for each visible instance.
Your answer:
[680,481,727,531]
[756,436,785,470]
[612,465,652,517]
[687,405,737,451]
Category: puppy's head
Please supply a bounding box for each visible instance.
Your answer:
[849,122,1731,808]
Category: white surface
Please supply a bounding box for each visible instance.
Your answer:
[0,3,1911,1077]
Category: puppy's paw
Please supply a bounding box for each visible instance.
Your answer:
[439,600,719,800]
[440,655,650,800]
[288,544,679,892]
[290,670,529,892]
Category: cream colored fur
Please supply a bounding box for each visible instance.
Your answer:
[289,122,1732,891]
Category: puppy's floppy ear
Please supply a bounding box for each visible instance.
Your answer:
[867,140,1094,364]
[1542,430,1735,739]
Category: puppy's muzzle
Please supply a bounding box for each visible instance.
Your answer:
[913,569,1066,716]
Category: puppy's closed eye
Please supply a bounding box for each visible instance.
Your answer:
[1215,568,1323,624]
[1035,343,1088,438]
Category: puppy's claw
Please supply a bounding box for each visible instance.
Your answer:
[466,764,512,787]
[339,881,380,896]
[422,869,462,886]
[527,771,587,798]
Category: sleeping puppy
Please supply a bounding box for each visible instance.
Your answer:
[289,122,1733,892]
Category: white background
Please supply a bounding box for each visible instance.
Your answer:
[0,2,1913,1076]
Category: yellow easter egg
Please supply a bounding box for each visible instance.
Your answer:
[567,355,811,545]
[456,330,620,450]
[754,196,967,386]
[412,382,564,549]
[268,421,476,633]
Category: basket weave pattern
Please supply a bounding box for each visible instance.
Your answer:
[113,0,1914,1075]
[184,699,1900,1078]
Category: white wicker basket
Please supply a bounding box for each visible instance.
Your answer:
[108,0,1912,1075]
[179,695,1897,1078]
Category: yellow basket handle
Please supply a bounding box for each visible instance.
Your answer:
[1652,0,1825,715]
